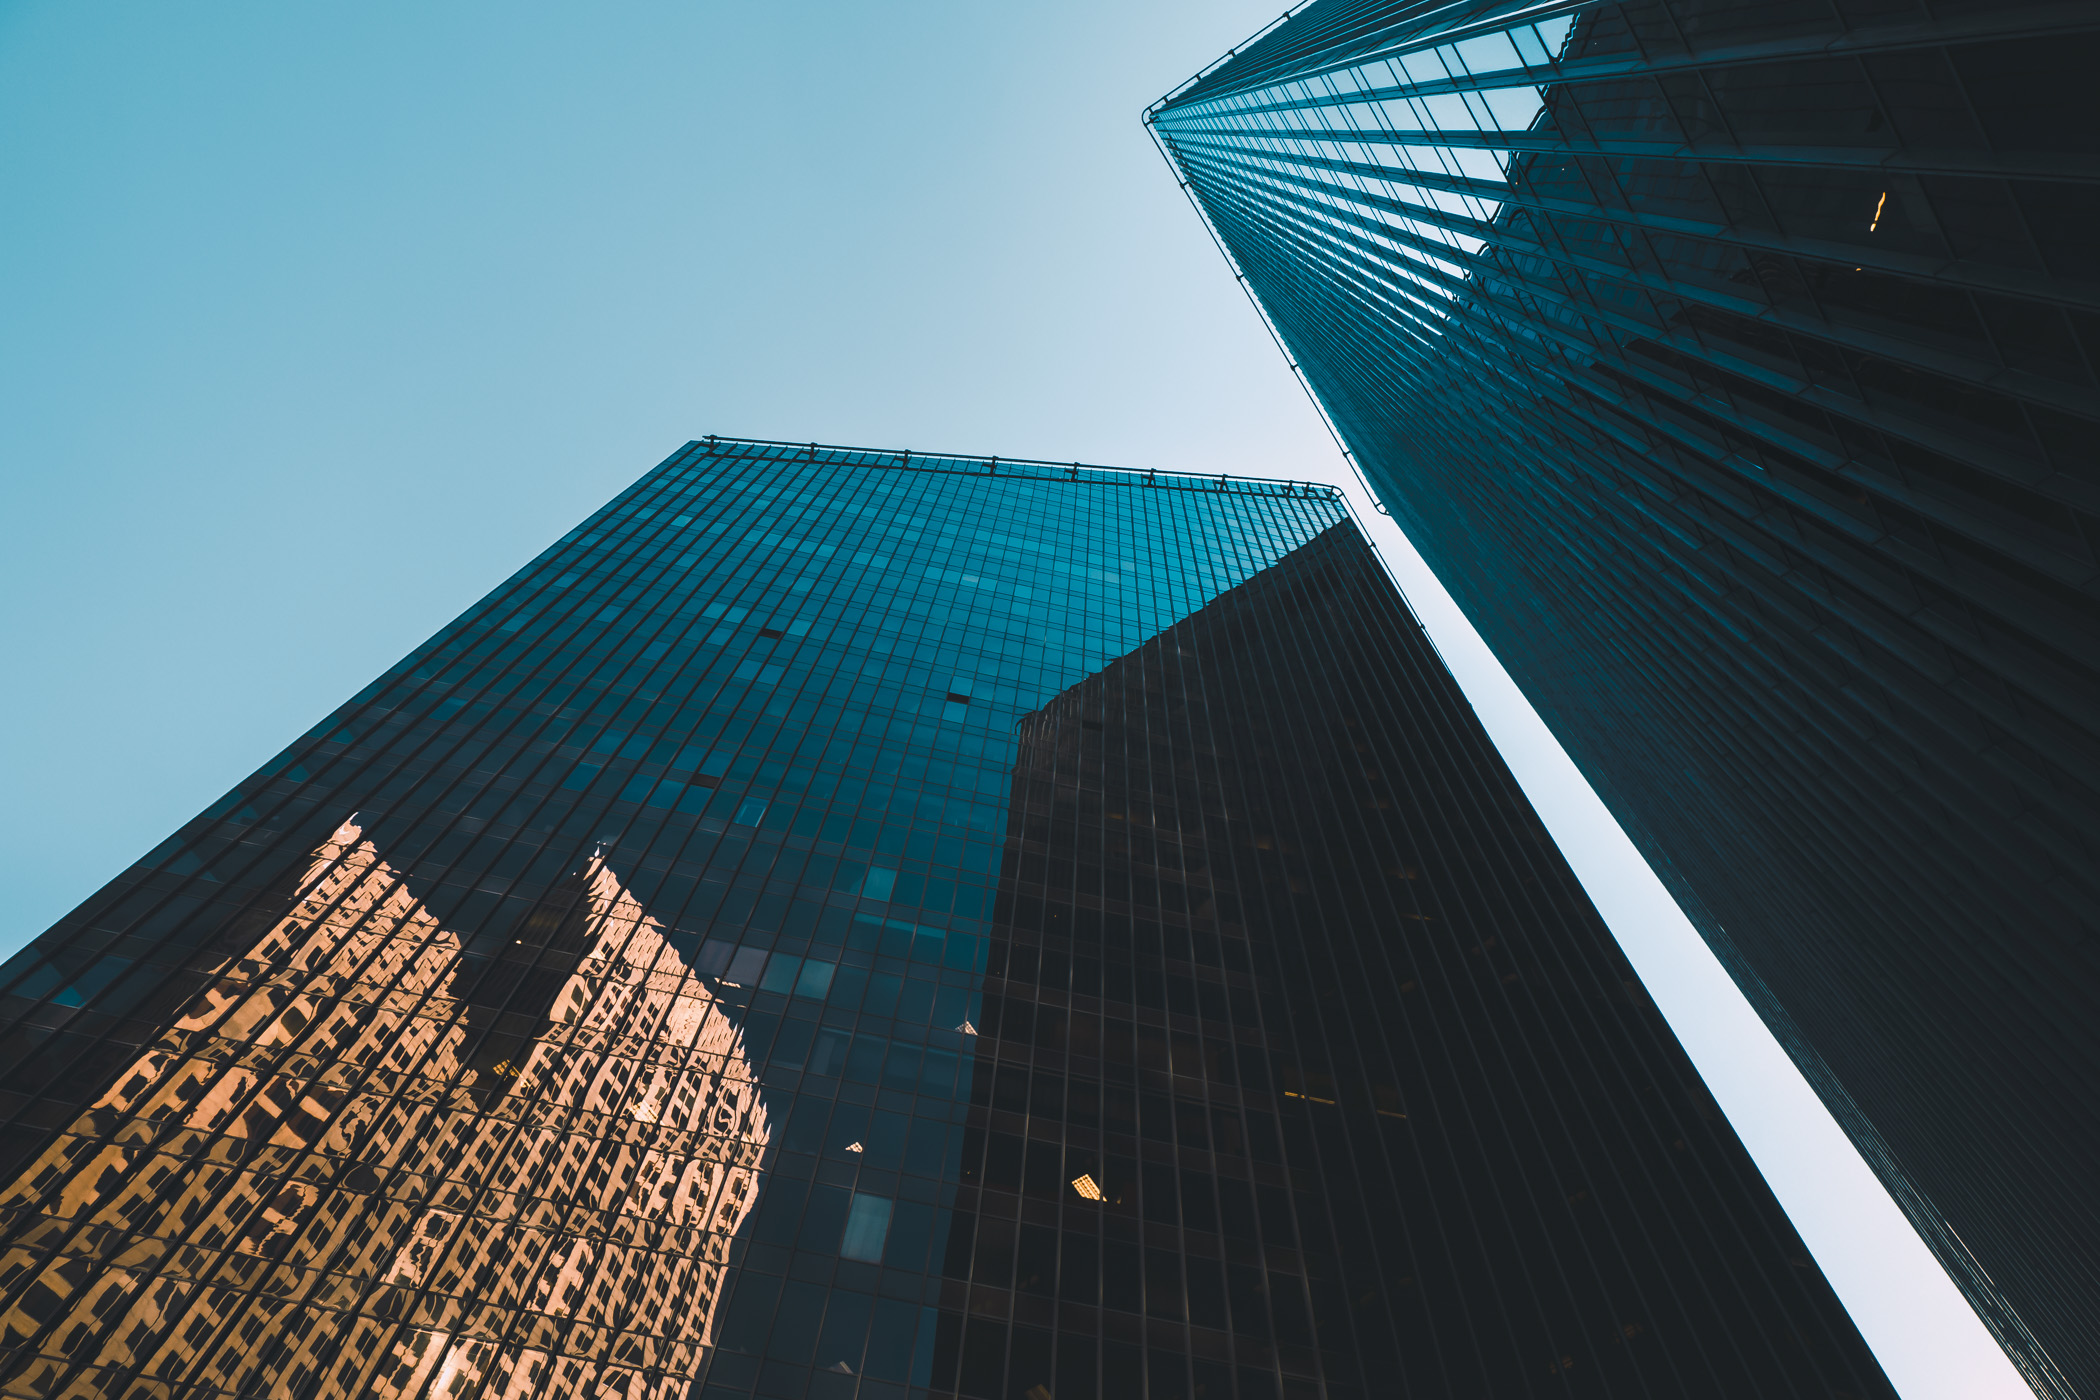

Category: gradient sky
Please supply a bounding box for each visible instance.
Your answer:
[0,4,2029,1396]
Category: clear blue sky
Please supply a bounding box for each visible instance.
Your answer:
[0,4,2027,1396]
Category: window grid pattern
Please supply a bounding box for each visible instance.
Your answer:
[930,524,1890,1400]
[0,441,1335,1400]
[0,440,1887,1400]
[1150,3,2100,1396]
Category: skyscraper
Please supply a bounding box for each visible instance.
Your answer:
[1147,4,2099,1396]
[0,438,1892,1400]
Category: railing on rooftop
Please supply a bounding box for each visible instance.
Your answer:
[686,435,1346,502]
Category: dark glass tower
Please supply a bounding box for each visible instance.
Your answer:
[0,439,1891,1400]
[1147,5,2100,1397]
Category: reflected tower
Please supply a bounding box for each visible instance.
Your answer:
[0,820,767,1398]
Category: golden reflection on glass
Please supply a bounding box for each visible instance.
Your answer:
[0,821,770,1398]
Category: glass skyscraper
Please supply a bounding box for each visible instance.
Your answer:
[1147,3,2099,1397]
[0,438,1894,1399]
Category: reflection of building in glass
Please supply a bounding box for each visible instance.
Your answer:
[947,524,1892,1400]
[4,439,1892,1400]
[1150,5,2100,1394]
[0,821,767,1398]
[0,441,1351,1400]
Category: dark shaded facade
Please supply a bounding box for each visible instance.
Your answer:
[949,524,1892,1400]
[1147,4,2100,1396]
[0,438,1890,1400]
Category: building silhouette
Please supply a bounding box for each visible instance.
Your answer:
[1148,4,2100,1395]
[4,439,1891,1398]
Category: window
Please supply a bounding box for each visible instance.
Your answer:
[840,1194,893,1263]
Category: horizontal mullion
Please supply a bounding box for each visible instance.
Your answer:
[1193,115,2098,184]
[1520,376,2100,770]
[1172,0,2092,114]
[1460,251,2100,526]
[1212,172,1486,312]
[1480,221,2100,432]
[1552,336,2099,590]
[1193,136,2100,577]
[1170,137,1506,234]
[1159,0,2091,112]
[1314,250,2100,677]
[1171,122,2100,709]
[1167,130,2100,314]
[1201,186,1463,365]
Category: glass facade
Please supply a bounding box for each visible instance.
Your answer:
[1146,4,2099,1397]
[0,438,1891,1400]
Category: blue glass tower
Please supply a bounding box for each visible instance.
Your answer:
[0,439,1895,1399]
[1149,4,2100,1396]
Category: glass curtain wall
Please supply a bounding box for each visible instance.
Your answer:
[957,522,1891,1400]
[1149,4,2100,1395]
[0,439,1889,1400]
[0,443,1327,1399]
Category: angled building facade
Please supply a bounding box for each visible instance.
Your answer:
[1148,3,2100,1396]
[0,438,1892,1400]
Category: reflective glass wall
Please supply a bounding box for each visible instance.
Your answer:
[960,524,1890,1400]
[1150,3,2100,1394]
[0,440,1888,1399]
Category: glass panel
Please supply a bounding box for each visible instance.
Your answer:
[1151,4,2100,1395]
